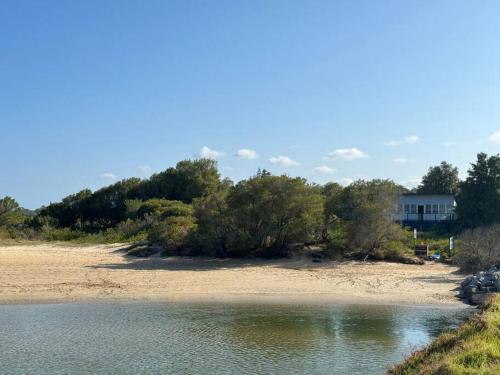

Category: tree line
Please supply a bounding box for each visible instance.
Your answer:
[1,153,499,263]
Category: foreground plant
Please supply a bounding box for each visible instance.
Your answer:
[388,294,500,375]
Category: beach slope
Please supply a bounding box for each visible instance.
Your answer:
[0,244,464,305]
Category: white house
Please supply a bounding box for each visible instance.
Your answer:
[397,193,456,224]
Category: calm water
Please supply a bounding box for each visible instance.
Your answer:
[0,302,472,375]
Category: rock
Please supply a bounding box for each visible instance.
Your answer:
[460,266,500,305]
[461,276,474,288]
[464,285,478,300]
[469,292,492,306]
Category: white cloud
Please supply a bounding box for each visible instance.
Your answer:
[199,146,224,160]
[401,177,421,189]
[443,141,454,147]
[384,135,420,146]
[138,165,152,173]
[100,173,117,179]
[338,178,354,186]
[313,166,336,174]
[405,135,419,144]
[488,129,500,143]
[327,148,368,161]
[384,140,400,146]
[269,156,300,166]
[393,158,410,164]
[236,149,258,159]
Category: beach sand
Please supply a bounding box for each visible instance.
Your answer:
[0,244,465,306]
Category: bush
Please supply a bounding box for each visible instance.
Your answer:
[454,224,500,273]
[324,222,349,259]
[149,216,197,255]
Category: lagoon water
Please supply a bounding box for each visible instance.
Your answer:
[0,302,471,374]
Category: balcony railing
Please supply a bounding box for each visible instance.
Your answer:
[397,213,455,222]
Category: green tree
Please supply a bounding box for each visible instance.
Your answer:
[337,180,407,256]
[0,196,23,226]
[135,159,222,203]
[192,180,233,256]
[322,182,343,239]
[456,153,500,229]
[417,161,460,195]
[224,173,324,256]
[81,178,142,229]
[40,189,92,228]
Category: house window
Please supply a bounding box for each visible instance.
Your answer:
[447,205,454,214]
[439,204,446,214]
[432,204,439,214]
[410,204,417,214]
[425,204,432,214]
[404,204,410,214]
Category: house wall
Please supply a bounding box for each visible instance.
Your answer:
[397,195,456,222]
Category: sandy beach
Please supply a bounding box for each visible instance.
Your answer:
[0,244,465,306]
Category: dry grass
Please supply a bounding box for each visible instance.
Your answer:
[388,294,500,375]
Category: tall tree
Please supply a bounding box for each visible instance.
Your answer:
[456,153,500,229]
[417,161,460,195]
[191,180,233,256]
[224,173,324,256]
[336,180,406,254]
[322,182,343,240]
[133,159,222,203]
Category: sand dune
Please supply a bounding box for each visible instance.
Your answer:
[0,244,465,306]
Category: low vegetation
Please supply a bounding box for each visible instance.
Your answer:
[388,294,500,375]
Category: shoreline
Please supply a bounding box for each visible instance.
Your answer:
[0,244,468,307]
[0,293,470,309]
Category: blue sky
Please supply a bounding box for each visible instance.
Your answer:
[1,1,499,209]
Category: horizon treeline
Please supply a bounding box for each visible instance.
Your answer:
[1,153,499,262]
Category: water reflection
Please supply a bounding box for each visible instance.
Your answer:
[0,303,472,375]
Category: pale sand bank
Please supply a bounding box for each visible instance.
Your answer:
[0,244,465,306]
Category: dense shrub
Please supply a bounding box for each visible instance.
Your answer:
[454,224,500,273]
[149,216,197,255]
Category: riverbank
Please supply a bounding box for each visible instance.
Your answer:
[0,243,465,306]
[388,294,500,374]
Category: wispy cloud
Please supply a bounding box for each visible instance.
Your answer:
[488,129,500,143]
[236,148,258,159]
[138,165,152,173]
[269,156,300,166]
[313,165,336,174]
[393,158,410,164]
[443,141,454,147]
[199,146,224,160]
[384,135,420,146]
[100,172,117,179]
[327,148,368,161]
